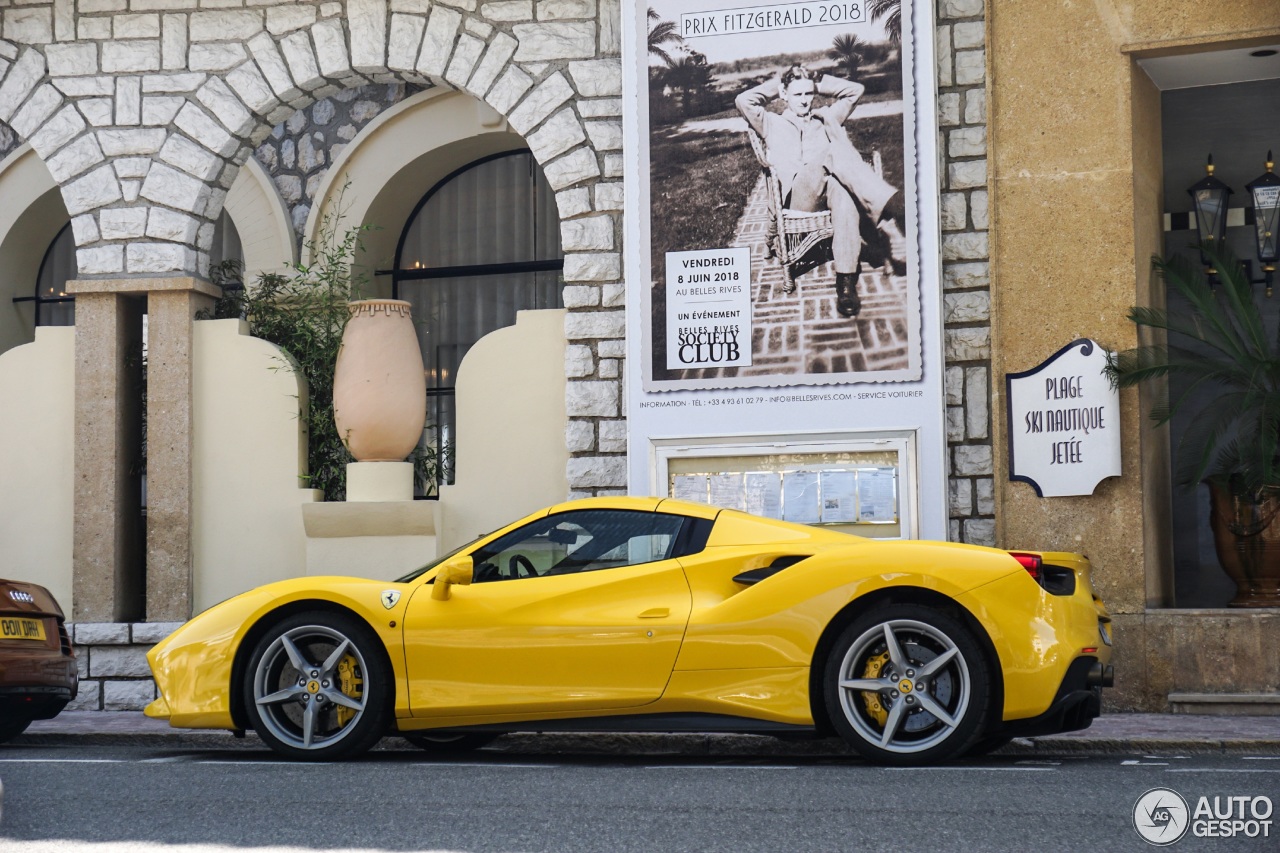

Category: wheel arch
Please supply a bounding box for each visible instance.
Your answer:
[229,599,396,732]
[807,585,1004,736]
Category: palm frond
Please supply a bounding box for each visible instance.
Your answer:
[868,0,901,44]
[1112,244,1280,492]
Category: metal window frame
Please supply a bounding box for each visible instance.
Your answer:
[379,149,567,492]
[11,221,76,327]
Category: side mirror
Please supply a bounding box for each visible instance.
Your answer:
[431,556,474,601]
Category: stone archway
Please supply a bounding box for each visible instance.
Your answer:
[0,5,626,622]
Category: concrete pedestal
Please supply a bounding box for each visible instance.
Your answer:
[346,461,414,502]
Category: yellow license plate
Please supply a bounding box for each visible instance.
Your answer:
[0,617,46,641]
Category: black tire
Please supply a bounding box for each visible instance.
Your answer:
[401,732,499,753]
[823,603,993,766]
[0,716,33,744]
[243,611,392,761]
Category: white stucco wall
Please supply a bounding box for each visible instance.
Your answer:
[223,157,297,283]
[438,308,569,551]
[0,146,66,356]
[191,318,319,613]
[0,326,74,610]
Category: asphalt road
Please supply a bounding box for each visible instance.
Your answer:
[0,744,1277,852]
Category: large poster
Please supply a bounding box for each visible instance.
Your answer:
[641,0,922,391]
[622,1,948,540]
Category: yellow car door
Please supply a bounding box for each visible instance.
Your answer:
[402,509,694,718]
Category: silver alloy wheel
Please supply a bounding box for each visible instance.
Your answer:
[835,618,971,754]
[251,623,369,751]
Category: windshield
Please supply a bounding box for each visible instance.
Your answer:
[395,534,488,583]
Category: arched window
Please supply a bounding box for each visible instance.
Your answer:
[25,222,76,327]
[392,150,564,488]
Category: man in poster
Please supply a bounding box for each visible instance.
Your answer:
[735,65,903,317]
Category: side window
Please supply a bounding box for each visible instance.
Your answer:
[471,510,686,583]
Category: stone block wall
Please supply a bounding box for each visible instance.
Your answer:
[66,622,180,711]
[252,80,422,241]
[936,0,994,546]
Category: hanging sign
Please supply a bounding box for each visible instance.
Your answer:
[1006,339,1121,497]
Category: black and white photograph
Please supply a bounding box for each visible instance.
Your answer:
[642,0,924,391]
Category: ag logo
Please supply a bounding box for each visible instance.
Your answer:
[1134,787,1190,845]
[380,590,401,610]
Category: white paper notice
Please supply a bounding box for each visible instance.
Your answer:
[782,471,821,524]
[665,248,752,371]
[857,468,898,522]
[673,474,708,504]
[744,472,783,519]
[820,470,857,523]
[709,473,746,511]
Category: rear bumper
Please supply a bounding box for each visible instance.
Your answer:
[0,651,78,721]
[997,656,1110,738]
[0,685,75,721]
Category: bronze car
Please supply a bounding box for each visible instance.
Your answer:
[0,580,77,742]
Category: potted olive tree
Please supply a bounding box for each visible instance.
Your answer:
[1107,244,1280,606]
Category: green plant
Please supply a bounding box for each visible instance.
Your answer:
[1105,244,1280,500]
[201,216,367,500]
[203,218,448,504]
[409,435,450,498]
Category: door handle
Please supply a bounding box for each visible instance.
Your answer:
[638,607,669,618]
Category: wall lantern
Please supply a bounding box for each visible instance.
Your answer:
[1246,150,1280,295]
[1187,154,1232,287]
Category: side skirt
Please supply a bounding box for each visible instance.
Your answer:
[399,713,820,737]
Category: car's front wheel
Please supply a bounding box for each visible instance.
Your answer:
[244,611,391,761]
[823,604,992,765]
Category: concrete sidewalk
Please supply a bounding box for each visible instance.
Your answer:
[15,711,1280,756]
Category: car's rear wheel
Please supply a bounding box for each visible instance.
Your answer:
[244,611,391,761]
[823,604,992,765]
[0,717,32,744]
[401,732,499,753]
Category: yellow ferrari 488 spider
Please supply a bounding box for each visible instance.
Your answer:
[146,497,1114,765]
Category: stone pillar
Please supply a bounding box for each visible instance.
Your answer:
[67,277,218,624]
[145,282,218,622]
[68,288,145,623]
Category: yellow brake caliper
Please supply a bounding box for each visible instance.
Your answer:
[861,650,890,727]
[335,655,363,726]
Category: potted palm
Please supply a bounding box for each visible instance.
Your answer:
[1106,244,1280,606]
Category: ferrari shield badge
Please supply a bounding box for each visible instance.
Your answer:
[380,590,401,610]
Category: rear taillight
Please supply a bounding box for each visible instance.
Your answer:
[1008,551,1076,595]
[1009,551,1042,580]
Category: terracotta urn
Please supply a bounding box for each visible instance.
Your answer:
[333,299,426,462]
[1207,482,1280,607]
